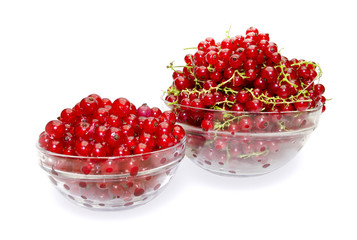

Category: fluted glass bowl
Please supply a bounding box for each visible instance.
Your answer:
[164,100,322,176]
[38,137,186,210]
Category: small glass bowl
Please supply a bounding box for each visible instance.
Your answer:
[38,137,186,210]
[164,100,322,176]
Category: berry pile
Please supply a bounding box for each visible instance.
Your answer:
[39,94,185,159]
[163,27,326,175]
[165,27,327,131]
[38,94,186,207]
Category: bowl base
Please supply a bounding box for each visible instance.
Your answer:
[191,160,278,177]
[59,187,165,211]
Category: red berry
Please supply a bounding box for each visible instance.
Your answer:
[107,114,123,128]
[75,140,92,156]
[238,116,253,132]
[221,38,234,50]
[88,94,103,107]
[156,121,173,136]
[172,125,185,140]
[133,143,150,155]
[201,119,214,131]
[138,133,156,150]
[48,140,64,154]
[190,98,204,109]
[198,41,209,51]
[205,37,216,46]
[93,125,108,143]
[193,50,206,65]
[232,75,246,88]
[60,108,76,124]
[151,107,162,118]
[202,93,216,107]
[245,69,257,82]
[261,66,278,83]
[231,103,245,112]
[81,160,95,174]
[39,131,51,149]
[258,33,270,41]
[253,77,267,90]
[314,83,325,96]
[123,114,139,129]
[80,97,98,115]
[174,76,191,91]
[142,117,159,134]
[74,122,92,140]
[218,49,232,63]
[228,123,239,134]
[136,104,152,118]
[101,160,120,174]
[195,66,210,81]
[241,38,255,48]
[203,80,217,90]
[205,50,219,65]
[264,42,278,58]
[245,99,264,112]
[209,69,223,82]
[214,138,228,151]
[246,45,259,59]
[280,103,295,112]
[93,107,109,124]
[298,65,311,79]
[63,145,75,155]
[62,132,74,146]
[277,85,291,98]
[294,97,311,111]
[156,134,175,149]
[102,98,112,107]
[45,120,65,140]
[270,52,281,64]
[124,136,139,151]
[112,98,131,118]
[246,27,259,36]
[112,145,130,156]
[243,59,257,71]
[237,90,251,104]
[91,142,108,157]
[106,127,123,147]
[184,54,193,65]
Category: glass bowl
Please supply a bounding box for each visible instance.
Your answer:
[164,100,322,176]
[37,137,186,210]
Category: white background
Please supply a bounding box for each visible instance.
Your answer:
[0,0,356,239]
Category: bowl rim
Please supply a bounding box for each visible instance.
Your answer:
[37,135,186,161]
[179,122,317,136]
[39,157,182,179]
[162,94,323,114]
[38,136,186,179]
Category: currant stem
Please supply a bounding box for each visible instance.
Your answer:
[213,113,247,130]
[225,25,232,38]
[239,148,269,159]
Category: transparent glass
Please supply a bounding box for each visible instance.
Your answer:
[164,100,322,176]
[38,137,186,210]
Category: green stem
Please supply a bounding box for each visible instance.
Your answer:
[239,149,269,159]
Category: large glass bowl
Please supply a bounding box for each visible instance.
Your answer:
[164,100,322,176]
[38,137,186,210]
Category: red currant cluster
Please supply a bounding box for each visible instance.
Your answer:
[38,95,186,207]
[165,27,327,131]
[39,93,185,160]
